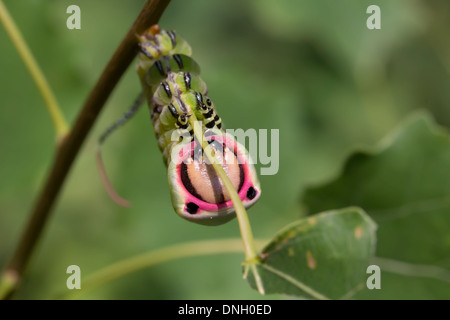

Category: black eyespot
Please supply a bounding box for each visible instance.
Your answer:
[195,92,203,107]
[205,121,215,129]
[168,104,178,118]
[186,202,199,214]
[162,81,172,98]
[163,55,171,72]
[204,108,214,118]
[167,30,177,48]
[155,60,165,76]
[206,98,212,106]
[139,44,154,59]
[247,187,257,200]
[184,72,192,90]
[201,104,208,111]
[173,54,184,69]
[176,119,188,130]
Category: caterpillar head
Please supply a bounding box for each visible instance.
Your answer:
[167,134,261,226]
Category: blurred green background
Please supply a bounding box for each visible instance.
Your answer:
[0,0,449,299]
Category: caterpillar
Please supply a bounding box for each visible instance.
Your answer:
[99,25,261,226]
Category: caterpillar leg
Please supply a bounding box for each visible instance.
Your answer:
[96,93,144,207]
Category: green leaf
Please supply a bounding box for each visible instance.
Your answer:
[247,207,377,299]
[302,112,450,299]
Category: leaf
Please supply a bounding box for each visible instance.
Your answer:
[247,207,377,299]
[302,112,450,299]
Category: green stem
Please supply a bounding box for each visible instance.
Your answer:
[62,238,266,299]
[188,117,258,262]
[188,117,265,294]
[373,256,450,284]
[0,0,69,140]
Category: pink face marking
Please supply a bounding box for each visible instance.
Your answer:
[170,134,260,225]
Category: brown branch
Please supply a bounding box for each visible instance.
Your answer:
[1,0,171,299]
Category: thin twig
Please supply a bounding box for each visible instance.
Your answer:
[61,238,267,299]
[187,117,258,262]
[0,0,171,299]
[0,0,69,139]
[373,256,450,284]
[187,116,264,294]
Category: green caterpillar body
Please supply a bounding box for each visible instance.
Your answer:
[136,26,260,226]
